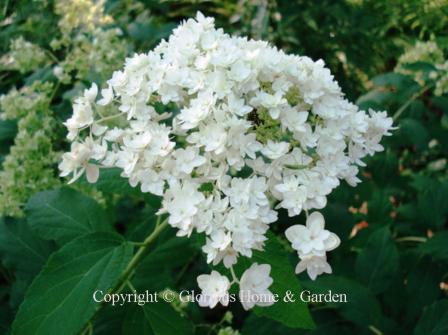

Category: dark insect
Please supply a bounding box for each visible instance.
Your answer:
[247,109,262,126]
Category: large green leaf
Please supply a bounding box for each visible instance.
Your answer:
[122,302,193,335]
[414,300,448,335]
[25,187,111,243]
[303,276,383,329]
[236,233,315,330]
[0,217,54,281]
[355,227,399,294]
[12,232,133,335]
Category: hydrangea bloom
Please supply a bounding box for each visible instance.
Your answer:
[197,270,230,308]
[60,12,394,309]
[239,263,275,310]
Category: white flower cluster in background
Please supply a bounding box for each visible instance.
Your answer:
[60,13,394,309]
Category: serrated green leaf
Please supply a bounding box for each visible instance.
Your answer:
[12,232,133,335]
[414,300,448,335]
[0,217,54,280]
[355,227,399,294]
[25,187,112,243]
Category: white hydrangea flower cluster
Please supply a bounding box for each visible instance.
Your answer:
[60,13,394,308]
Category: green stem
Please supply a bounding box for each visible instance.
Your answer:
[45,49,59,63]
[49,81,60,104]
[368,325,383,335]
[393,83,433,121]
[396,236,427,243]
[78,218,169,334]
[96,112,123,124]
[116,219,169,290]
[126,280,137,292]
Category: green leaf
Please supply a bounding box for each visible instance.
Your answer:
[122,305,154,335]
[367,191,393,225]
[419,232,448,262]
[133,234,198,291]
[12,232,133,335]
[143,301,193,335]
[0,120,17,142]
[405,257,444,320]
[236,233,315,330]
[367,150,398,186]
[25,187,112,243]
[303,276,383,328]
[122,302,193,335]
[431,96,448,115]
[397,118,430,151]
[76,167,141,196]
[241,314,299,335]
[371,72,415,89]
[94,305,127,335]
[355,227,399,294]
[410,177,448,229]
[0,217,54,281]
[414,300,448,335]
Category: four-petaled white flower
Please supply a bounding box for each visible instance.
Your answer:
[239,263,275,310]
[285,212,340,255]
[285,212,340,280]
[197,271,230,308]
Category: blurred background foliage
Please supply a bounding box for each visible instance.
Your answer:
[0,0,447,334]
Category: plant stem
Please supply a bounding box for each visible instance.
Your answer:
[395,236,427,243]
[78,218,169,334]
[96,113,123,124]
[368,325,383,335]
[229,265,239,284]
[393,83,432,121]
[117,219,169,290]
